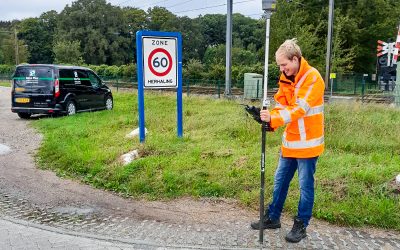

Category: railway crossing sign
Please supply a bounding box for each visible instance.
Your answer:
[136,30,183,142]
[377,40,399,66]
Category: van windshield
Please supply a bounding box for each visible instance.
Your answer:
[13,66,54,94]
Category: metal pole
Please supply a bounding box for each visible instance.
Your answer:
[262,12,271,108]
[258,10,272,245]
[225,0,233,97]
[14,28,19,65]
[259,116,267,244]
[324,0,334,88]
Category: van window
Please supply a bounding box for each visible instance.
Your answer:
[75,70,91,87]
[59,69,75,85]
[13,66,54,94]
[88,71,101,88]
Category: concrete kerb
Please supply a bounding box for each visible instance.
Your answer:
[0,215,262,250]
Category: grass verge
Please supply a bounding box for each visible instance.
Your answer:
[32,91,400,230]
[0,81,11,87]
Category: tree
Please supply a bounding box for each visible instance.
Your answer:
[203,44,257,67]
[122,7,148,63]
[0,28,29,65]
[147,7,178,31]
[183,59,204,79]
[122,7,148,32]
[53,40,84,65]
[17,11,57,64]
[177,16,205,63]
[330,11,357,73]
[198,14,226,47]
[57,0,130,65]
[232,14,260,50]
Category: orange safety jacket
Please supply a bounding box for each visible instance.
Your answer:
[270,57,325,158]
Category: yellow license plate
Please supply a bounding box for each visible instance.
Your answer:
[15,87,25,92]
[15,98,30,103]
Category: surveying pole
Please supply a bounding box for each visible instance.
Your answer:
[259,0,276,244]
[225,0,233,97]
[324,0,334,88]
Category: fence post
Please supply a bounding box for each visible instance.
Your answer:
[217,80,221,98]
[186,79,190,96]
[354,76,357,95]
[362,74,367,102]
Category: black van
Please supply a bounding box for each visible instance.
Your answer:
[11,64,113,119]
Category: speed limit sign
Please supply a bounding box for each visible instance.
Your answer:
[136,30,183,143]
[142,36,178,88]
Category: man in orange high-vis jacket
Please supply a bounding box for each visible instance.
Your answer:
[250,39,325,243]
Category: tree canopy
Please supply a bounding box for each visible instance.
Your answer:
[0,0,399,74]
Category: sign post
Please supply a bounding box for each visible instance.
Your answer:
[136,31,183,143]
[330,72,336,97]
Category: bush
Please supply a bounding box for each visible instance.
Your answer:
[183,59,204,79]
[204,63,225,80]
[0,64,15,75]
[120,64,136,79]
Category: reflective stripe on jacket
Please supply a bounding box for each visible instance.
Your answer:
[270,57,325,158]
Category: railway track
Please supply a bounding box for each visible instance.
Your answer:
[106,82,395,104]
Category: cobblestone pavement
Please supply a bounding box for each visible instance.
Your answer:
[0,217,140,250]
[0,193,399,249]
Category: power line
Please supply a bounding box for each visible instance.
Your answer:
[116,0,137,6]
[141,0,169,9]
[245,13,264,17]
[166,0,195,9]
[116,0,260,18]
[117,0,167,8]
[174,0,256,14]
[174,3,226,14]
[290,0,359,9]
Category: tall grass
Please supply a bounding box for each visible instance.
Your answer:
[0,81,11,87]
[32,92,400,230]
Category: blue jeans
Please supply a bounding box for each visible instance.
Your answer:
[267,155,318,227]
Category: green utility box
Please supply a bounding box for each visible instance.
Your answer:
[395,63,400,107]
[244,73,263,100]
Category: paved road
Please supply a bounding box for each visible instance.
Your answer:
[0,217,139,250]
[0,86,399,249]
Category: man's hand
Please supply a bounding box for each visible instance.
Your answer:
[260,109,271,122]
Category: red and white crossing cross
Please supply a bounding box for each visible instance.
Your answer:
[377,40,388,57]
[393,24,400,64]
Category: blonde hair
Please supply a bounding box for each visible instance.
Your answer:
[275,38,302,60]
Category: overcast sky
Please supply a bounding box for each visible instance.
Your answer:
[0,0,264,22]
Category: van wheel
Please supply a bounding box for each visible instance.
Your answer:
[17,112,31,119]
[105,96,113,110]
[66,101,76,116]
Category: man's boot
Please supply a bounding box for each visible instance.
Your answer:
[285,217,307,243]
[250,212,281,230]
